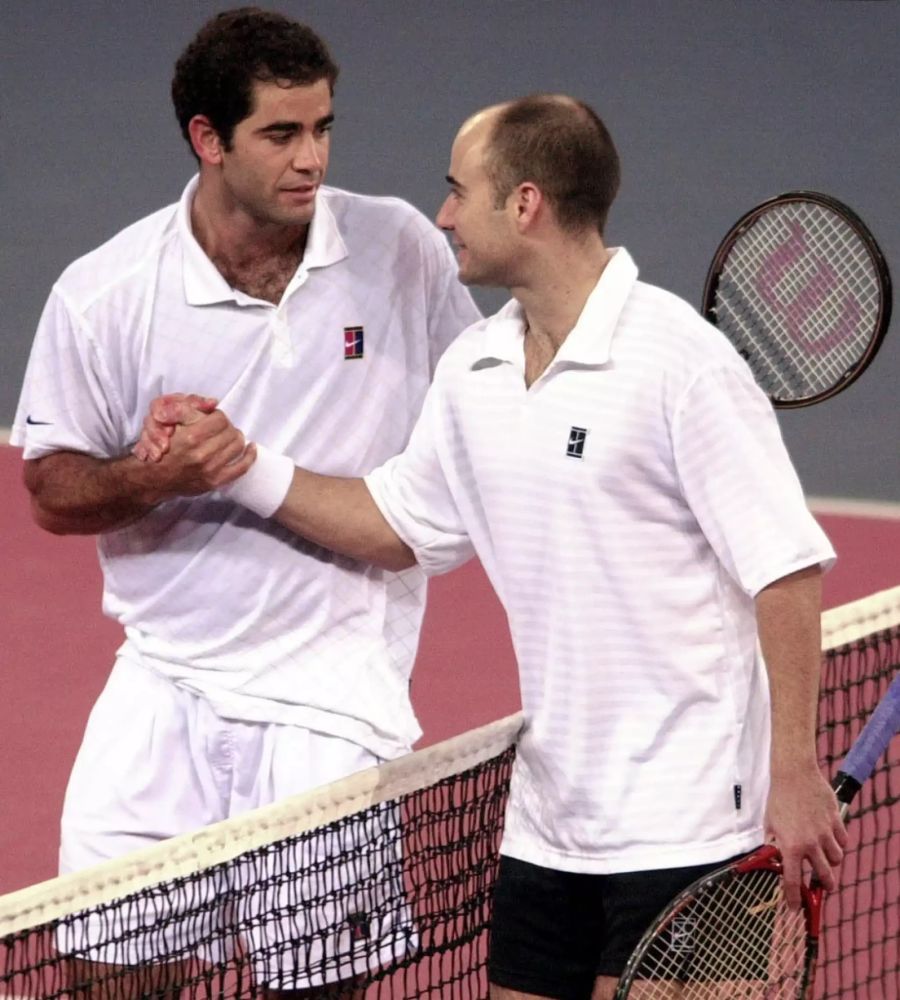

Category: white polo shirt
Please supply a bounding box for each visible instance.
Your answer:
[13,178,480,759]
[366,248,835,872]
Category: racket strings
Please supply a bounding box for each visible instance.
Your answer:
[714,202,881,401]
[749,207,877,351]
[623,869,808,998]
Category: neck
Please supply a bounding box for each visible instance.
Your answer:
[191,176,310,268]
[514,232,611,351]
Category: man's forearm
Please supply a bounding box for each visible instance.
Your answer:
[25,409,255,536]
[755,565,824,777]
[24,451,164,535]
[132,395,416,570]
[271,468,416,572]
[755,563,846,903]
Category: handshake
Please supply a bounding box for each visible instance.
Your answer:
[131,392,240,466]
[131,393,293,518]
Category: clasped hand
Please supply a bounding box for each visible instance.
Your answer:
[131,393,256,498]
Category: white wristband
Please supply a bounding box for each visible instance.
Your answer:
[220,444,295,518]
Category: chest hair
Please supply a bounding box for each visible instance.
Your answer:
[213,249,304,305]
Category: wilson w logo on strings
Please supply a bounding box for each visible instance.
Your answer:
[752,220,862,355]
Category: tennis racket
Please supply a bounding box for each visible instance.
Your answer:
[614,673,900,999]
[701,191,892,408]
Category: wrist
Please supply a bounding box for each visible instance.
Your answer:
[769,754,822,781]
[220,444,295,517]
[119,454,173,509]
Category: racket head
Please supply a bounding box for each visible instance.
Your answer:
[702,191,892,408]
[614,845,823,999]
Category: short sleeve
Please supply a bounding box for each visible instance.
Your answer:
[365,387,475,576]
[672,361,835,596]
[11,287,126,460]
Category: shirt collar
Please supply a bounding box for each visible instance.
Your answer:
[179,177,348,307]
[479,247,639,368]
[301,188,348,270]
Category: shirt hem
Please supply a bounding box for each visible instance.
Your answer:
[747,548,836,598]
[115,644,420,762]
[499,829,764,875]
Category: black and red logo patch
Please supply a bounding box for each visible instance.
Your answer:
[344,326,364,360]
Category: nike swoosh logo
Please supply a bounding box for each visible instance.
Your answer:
[26,416,52,426]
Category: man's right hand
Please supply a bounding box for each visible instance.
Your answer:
[132,392,218,462]
[131,395,256,503]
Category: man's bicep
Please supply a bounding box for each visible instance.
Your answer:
[22,451,105,534]
[24,451,90,493]
[22,456,44,496]
[22,449,156,536]
[22,450,115,510]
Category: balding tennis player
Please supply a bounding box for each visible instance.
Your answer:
[13,7,478,997]
[138,95,847,1000]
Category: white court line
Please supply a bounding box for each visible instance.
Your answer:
[809,496,900,521]
[0,429,897,520]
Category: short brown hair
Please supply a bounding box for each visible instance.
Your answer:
[172,7,339,155]
[484,95,620,235]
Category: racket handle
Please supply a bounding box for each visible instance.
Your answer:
[832,774,861,812]
[837,674,900,794]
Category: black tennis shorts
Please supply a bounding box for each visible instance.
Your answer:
[488,852,741,1000]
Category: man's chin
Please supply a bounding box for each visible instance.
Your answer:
[457,265,502,289]
[270,207,316,230]
[456,263,480,286]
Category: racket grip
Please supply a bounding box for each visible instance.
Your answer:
[838,674,900,789]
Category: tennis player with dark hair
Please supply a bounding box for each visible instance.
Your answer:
[12,6,479,997]
[138,94,847,1000]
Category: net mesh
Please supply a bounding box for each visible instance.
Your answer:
[616,587,899,1000]
[815,586,900,999]
[1,587,897,999]
[712,198,882,402]
[0,714,522,999]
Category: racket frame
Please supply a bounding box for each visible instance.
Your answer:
[613,843,824,999]
[616,674,900,999]
[701,190,893,408]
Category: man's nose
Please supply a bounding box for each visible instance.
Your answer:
[436,196,454,231]
[291,133,322,172]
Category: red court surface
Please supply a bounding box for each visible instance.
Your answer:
[1,442,898,896]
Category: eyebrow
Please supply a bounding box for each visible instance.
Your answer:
[255,113,335,135]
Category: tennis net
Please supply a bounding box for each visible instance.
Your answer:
[0,713,523,998]
[815,584,900,1000]
[1,586,897,999]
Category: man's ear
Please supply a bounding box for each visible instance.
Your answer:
[511,181,543,231]
[187,115,225,165]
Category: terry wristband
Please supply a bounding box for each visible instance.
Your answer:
[220,444,295,518]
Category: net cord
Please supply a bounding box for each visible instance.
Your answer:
[0,712,524,936]
[820,585,900,650]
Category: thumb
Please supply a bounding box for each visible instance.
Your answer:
[184,394,218,414]
[150,394,207,425]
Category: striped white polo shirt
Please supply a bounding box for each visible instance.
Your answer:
[13,178,480,760]
[366,247,835,872]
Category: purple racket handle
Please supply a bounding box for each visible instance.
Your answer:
[839,674,900,789]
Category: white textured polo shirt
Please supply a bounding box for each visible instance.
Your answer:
[13,177,481,759]
[366,248,835,872]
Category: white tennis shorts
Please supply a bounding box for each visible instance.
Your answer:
[58,655,412,989]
